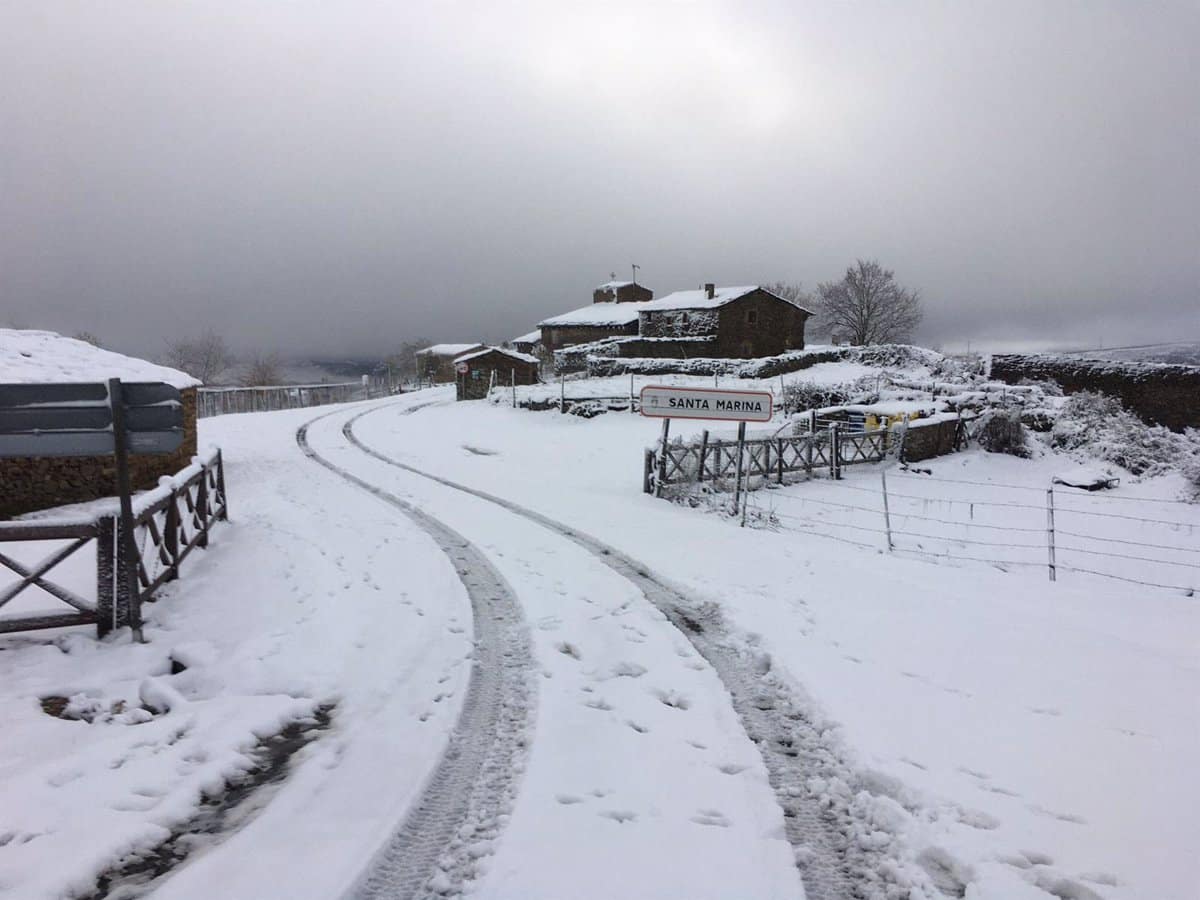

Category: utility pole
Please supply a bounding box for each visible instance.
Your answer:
[632,263,640,284]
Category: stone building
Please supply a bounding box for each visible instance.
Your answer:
[536,282,812,370]
[454,347,540,401]
[0,329,200,519]
[416,343,486,384]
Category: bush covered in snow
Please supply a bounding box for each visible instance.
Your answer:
[1048,391,1191,477]
[974,408,1029,458]
[1182,452,1200,502]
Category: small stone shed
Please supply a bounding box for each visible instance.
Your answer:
[455,347,540,401]
[0,329,200,519]
[416,343,486,384]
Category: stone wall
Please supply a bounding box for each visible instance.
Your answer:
[0,388,199,519]
[902,416,964,462]
[990,354,1200,431]
[540,322,639,354]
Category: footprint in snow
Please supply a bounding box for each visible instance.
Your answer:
[598,810,637,824]
[556,641,582,660]
[609,661,647,679]
[690,809,730,828]
[583,697,614,711]
[653,689,690,710]
[1030,706,1062,717]
[555,794,585,805]
[716,763,747,775]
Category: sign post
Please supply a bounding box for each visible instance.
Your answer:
[639,386,773,502]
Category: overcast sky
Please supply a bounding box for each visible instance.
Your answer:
[2,1,1197,358]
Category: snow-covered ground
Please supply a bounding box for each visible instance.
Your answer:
[2,376,1196,899]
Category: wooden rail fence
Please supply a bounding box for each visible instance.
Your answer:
[0,450,229,637]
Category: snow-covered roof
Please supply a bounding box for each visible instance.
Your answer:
[596,280,633,289]
[418,343,484,357]
[0,329,200,389]
[511,330,541,345]
[454,346,540,366]
[638,285,815,316]
[538,303,646,328]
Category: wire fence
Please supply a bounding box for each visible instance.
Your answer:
[746,468,1199,595]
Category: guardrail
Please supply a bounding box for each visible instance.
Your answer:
[0,450,228,637]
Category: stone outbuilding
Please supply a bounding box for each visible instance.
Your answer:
[508,331,542,356]
[0,329,200,519]
[416,343,486,384]
[454,347,540,401]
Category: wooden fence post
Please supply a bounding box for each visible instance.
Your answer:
[777,437,785,484]
[697,430,709,483]
[164,492,180,581]
[560,374,566,414]
[216,450,228,521]
[96,516,115,637]
[196,466,210,548]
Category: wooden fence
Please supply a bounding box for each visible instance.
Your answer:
[0,450,229,637]
[198,381,385,418]
[644,419,962,495]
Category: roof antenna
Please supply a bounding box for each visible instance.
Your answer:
[631,263,640,284]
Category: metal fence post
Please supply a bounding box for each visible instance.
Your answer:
[655,418,671,498]
[1046,486,1057,582]
[881,470,894,551]
[732,421,747,515]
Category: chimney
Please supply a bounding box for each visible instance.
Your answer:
[704,283,715,300]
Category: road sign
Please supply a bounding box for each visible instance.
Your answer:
[456,362,469,374]
[0,381,184,458]
[639,385,773,422]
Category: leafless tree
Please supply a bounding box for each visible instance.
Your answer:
[816,260,923,345]
[160,329,234,384]
[386,338,431,382]
[239,353,283,386]
[765,281,829,339]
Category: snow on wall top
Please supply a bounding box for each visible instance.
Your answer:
[418,343,484,357]
[538,303,647,328]
[0,329,200,388]
[511,331,541,344]
[454,346,540,365]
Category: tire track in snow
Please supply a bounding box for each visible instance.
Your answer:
[296,411,534,900]
[344,405,921,900]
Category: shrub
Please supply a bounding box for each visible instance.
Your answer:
[1049,391,1184,477]
[975,408,1029,457]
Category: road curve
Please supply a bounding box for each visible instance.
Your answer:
[297,409,535,900]
[343,404,911,900]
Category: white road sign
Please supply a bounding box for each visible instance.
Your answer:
[639,386,773,422]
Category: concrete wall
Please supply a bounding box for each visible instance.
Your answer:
[1,388,199,519]
[991,354,1200,431]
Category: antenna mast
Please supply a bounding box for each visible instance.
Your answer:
[631,263,640,284]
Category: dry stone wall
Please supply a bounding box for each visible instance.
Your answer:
[990,354,1200,431]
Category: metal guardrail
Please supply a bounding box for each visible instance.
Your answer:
[198,382,379,417]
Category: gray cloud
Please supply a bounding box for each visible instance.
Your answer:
[2,0,1197,358]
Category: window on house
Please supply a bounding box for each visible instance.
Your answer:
[746,309,758,325]
[681,313,690,326]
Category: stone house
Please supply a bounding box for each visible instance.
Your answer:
[508,331,542,356]
[454,347,540,401]
[416,343,486,384]
[0,329,199,519]
[537,281,812,371]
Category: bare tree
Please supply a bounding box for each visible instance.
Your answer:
[160,329,234,384]
[239,352,283,386]
[386,338,431,382]
[816,260,922,345]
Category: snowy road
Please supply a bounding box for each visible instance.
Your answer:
[301,400,810,899]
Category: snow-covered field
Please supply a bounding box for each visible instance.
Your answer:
[2,377,1197,899]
